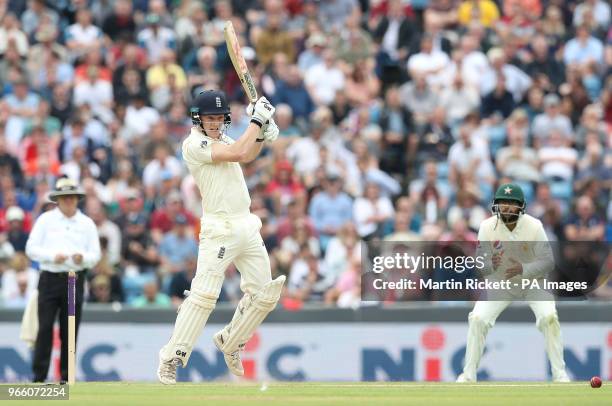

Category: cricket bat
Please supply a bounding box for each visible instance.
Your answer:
[224,21,258,104]
[68,271,76,385]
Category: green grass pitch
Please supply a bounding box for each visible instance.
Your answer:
[3,382,611,405]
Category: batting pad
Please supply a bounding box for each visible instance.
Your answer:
[539,313,567,380]
[160,289,216,366]
[461,312,492,379]
[216,275,286,353]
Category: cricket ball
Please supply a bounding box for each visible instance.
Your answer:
[590,376,602,388]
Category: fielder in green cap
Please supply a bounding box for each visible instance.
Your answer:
[457,182,570,383]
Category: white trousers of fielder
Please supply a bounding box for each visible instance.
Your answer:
[459,300,569,382]
[160,213,284,366]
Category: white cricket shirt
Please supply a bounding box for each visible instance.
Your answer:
[182,127,251,217]
[25,208,101,273]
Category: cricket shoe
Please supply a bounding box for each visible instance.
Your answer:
[213,331,245,376]
[157,350,183,385]
[456,373,476,383]
[553,371,571,383]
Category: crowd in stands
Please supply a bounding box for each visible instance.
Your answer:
[0,0,610,308]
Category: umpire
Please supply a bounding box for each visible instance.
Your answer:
[25,178,101,382]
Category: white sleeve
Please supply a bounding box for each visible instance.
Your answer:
[182,137,213,165]
[25,214,56,264]
[522,225,554,279]
[476,222,494,274]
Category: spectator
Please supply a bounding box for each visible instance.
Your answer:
[280,217,321,259]
[480,48,532,103]
[137,14,176,64]
[333,7,373,65]
[0,135,24,188]
[324,252,361,308]
[378,85,414,174]
[265,160,306,217]
[288,245,334,302]
[0,13,29,57]
[58,118,95,163]
[274,104,302,138]
[123,93,161,143]
[448,123,495,189]
[399,74,439,127]
[407,33,451,88]
[343,60,380,107]
[564,196,605,241]
[255,10,295,66]
[5,206,29,252]
[525,34,565,88]
[168,257,197,307]
[186,46,221,94]
[573,0,610,34]
[481,75,516,120]
[384,211,422,241]
[142,145,182,196]
[305,49,346,106]
[73,65,114,124]
[459,34,489,90]
[540,5,567,47]
[20,124,61,179]
[121,212,159,273]
[409,161,450,211]
[318,0,358,31]
[1,253,37,307]
[353,182,394,239]
[496,123,541,182]
[87,199,122,266]
[446,184,488,232]
[89,275,113,303]
[308,174,353,251]
[158,214,197,276]
[538,129,577,182]
[112,43,147,93]
[149,190,196,245]
[531,93,573,146]
[298,33,326,73]
[102,0,136,42]
[439,73,481,125]
[65,9,103,62]
[374,0,416,63]
[563,24,604,68]
[457,0,500,28]
[88,239,124,304]
[20,0,59,39]
[5,77,40,148]
[272,65,315,122]
[131,279,171,307]
[146,48,187,93]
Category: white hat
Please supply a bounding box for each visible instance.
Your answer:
[49,178,86,202]
[6,206,25,222]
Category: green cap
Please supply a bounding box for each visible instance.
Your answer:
[494,183,525,205]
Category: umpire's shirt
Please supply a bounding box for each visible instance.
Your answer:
[25,207,101,382]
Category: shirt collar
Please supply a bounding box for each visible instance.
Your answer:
[53,207,81,221]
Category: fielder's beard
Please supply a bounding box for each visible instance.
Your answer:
[500,212,520,225]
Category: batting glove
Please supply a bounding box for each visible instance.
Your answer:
[250,97,275,127]
[262,118,279,143]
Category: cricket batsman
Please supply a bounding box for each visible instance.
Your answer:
[157,90,284,384]
[457,183,570,382]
